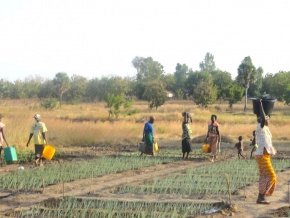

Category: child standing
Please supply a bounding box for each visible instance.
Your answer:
[249,130,258,159]
[235,136,245,159]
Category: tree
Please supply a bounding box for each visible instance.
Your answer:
[85,78,100,101]
[227,82,244,108]
[0,79,12,99]
[199,52,216,72]
[193,81,217,107]
[267,71,290,101]
[248,67,263,97]
[65,75,88,104]
[53,72,70,106]
[143,81,166,110]
[38,80,57,99]
[236,56,257,112]
[211,70,232,101]
[132,56,164,82]
[186,71,213,97]
[174,63,188,91]
[132,56,164,100]
[105,93,125,119]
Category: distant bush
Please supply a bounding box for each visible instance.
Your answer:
[41,98,59,109]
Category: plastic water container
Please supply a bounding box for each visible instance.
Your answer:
[42,145,56,160]
[202,144,211,153]
[4,146,18,162]
[251,98,276,115]
[137,141,145,152]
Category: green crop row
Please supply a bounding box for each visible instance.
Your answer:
[8,197,225,218]
[0,155,178,191]
[115,159,290,195]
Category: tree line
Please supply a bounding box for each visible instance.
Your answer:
[1,53,290,114]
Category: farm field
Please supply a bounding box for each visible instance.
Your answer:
[0,99,290,217]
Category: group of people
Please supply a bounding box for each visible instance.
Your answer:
[141,99,276,205]
[0,98,278,205]
[0,113,48,167]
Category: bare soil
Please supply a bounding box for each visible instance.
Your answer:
[0,140,290,218]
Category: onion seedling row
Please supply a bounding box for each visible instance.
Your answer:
[115,159,290,195]
[10,197,225,218]
[0,156,178,191]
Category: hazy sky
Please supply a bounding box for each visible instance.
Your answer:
[1,0,289,82]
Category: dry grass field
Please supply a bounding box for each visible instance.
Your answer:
[1,99,289,151]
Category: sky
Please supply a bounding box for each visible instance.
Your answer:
[0,0,290,82]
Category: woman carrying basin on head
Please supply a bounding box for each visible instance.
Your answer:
[254,99,276,204]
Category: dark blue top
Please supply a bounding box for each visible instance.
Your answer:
[144,122,154,136]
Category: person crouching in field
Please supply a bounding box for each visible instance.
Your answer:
[235,136,245,159]
[181,112,192,159]
[140,116,155,156]
[26,114,48,166]
[254,99,276,204]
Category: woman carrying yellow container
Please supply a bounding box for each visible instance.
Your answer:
[206,114,220,162]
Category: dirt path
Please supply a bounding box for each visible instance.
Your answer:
[1,157,290,217]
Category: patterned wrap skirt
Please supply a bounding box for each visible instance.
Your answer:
[208,135,218,155]
[255,154,276,195]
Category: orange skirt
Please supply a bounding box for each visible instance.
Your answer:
[255,154,276,195]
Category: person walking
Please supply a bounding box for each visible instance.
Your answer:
[254,99,276,204]
[0,114,9,163]
[181,112,192,159]
[206,114,220,162]
[26,114,48,166]
[235,136,245,159]
[249,130,257,159]
[140,116,155,156]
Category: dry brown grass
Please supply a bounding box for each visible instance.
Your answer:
[1,99,289,151]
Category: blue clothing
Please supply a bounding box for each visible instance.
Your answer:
[144,122,154,136]
[143,122,154,154]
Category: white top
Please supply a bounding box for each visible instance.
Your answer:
[254,124,276,155]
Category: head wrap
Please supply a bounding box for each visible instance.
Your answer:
[34,114,41,121]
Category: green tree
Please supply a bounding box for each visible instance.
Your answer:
[211,70,232,101]
[105,93,124,119]
[85,78,100,101]
[227,82,244,108]
[261,73,273,96]
[143,81,166,110]
[65,75,88,104]
[53,72,70,106]
[132,56,164,100]
[163,74,175,93]
[248,67,263,97]
[268,71,290,101]
[193,81,217,107]
[22,76,44,99]
[174,63,189,95]
[10,80,26,99]
[199,52,216,72]
[186,71,213,97]
[0,79,12,99]
[132,56,164,82]
[38,80,57,99]
[236,56,257,112]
